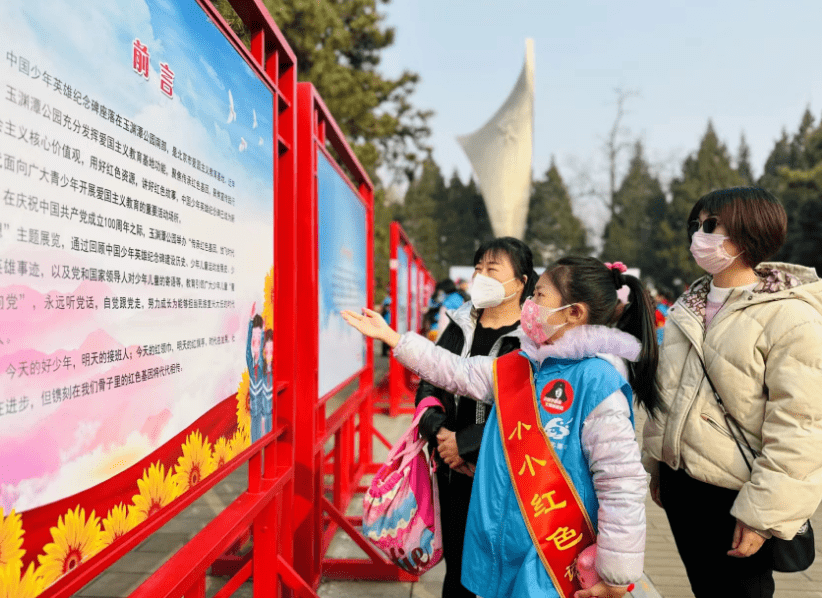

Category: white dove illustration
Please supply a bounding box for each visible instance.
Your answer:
[253,108,258,129]
[258,137,264,146]
[239,137,247,152]
[226,89,236,124]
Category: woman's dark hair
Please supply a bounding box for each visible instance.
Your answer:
[543,256,662,417]
[473,237,538,306]
[436,278,457,295]
[687,187,787,268]
[252,314,264,329]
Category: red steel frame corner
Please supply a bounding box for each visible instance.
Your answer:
[34,2,308,597]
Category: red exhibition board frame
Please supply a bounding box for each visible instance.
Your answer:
[383,221,432,416]
[294,81,399,587]
[2,1,433,596]
[17,1,306,596]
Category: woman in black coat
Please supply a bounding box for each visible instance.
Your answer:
[415,237,537,598]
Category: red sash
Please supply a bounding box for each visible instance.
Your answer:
[494,352,596,597]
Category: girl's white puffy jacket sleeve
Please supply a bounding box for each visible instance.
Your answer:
[583,390,646,587]
[392,332,496,404]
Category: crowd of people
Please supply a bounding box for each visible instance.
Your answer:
[349,186,822,598]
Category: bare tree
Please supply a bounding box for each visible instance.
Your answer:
[604,88,639,220]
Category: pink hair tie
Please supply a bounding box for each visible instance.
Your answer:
[604,261,628,273]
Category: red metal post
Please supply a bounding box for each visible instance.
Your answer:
[293,82,322,589]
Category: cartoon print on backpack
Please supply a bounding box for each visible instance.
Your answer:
[541,379,574,414]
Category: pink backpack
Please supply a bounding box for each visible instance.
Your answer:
[362,397,444,575]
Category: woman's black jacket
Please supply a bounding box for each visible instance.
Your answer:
[413,315,521,467]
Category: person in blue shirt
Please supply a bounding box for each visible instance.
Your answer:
[380,291,392,356]
[431,279,466,340]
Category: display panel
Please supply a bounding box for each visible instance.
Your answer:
[0,0,274,588]
[317,151,367,398]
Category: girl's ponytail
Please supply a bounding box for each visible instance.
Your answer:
[615,273,662,418]
[545,256,662,418]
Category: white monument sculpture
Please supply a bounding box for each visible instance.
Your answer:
[457,39,535,240]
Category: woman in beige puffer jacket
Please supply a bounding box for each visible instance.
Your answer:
[642,187,822,598]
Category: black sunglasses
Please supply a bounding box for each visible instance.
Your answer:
[687,216,719,239]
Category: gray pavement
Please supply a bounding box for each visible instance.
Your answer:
[76,350,822,597]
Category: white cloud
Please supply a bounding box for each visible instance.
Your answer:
[8,430,155,512]
[199,56,225,91]
[59,421,102,463]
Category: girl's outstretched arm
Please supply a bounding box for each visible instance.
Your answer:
[342,308,495,403]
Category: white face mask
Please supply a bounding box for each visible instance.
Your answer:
[690,230,742,275]
[470,273,518,309]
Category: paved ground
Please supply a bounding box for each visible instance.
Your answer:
[77,350,822,597]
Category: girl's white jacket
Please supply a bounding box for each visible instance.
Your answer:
[392,325,648,587]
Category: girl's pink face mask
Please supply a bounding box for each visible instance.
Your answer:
[520,299,571,345]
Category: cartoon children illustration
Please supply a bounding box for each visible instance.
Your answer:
[261,328,274,435]
[246,304,265,443]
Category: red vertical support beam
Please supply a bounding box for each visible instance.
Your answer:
[358,181,374,475]
[244,24,266,502]
[247,24,275,596]
[388,222,402,416]
[294,82,322,589]
[403,245,415,392]
[273,45,298,596]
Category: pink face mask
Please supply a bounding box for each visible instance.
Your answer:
[520,298,572,345]
[690,230,742,275]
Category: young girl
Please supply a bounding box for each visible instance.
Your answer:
[343,256,661,598]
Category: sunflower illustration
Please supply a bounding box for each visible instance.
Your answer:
[229,426,250,456]
[172,431,215,494]
[130,462,177,525]
[37,506,102,586]
[0,562,44,598]
[0,508,24,572]
[262,267,274,330]
[99,504,134,549]
[212,436,233,470]
[236,370,251,432]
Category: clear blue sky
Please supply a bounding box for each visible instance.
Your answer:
[379,0,822,232]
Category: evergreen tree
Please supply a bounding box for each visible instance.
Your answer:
[762,111,822,265]
[789,107,815,171]
[399,160,447,278]
[525,160,590,267]
[791,197,822,274]
[466,178,495,249]
[373,188,402,301]
[650,122,744,291]
[758,129,791,191]
[600,141,666,275]
[438,172,494,267]
[737,134,754,185]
